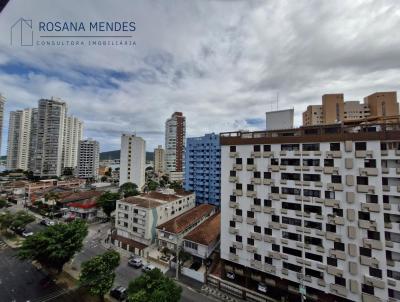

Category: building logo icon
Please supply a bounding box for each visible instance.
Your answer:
[10,18,33,46]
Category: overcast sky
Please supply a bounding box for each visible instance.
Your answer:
[0,0,399,154]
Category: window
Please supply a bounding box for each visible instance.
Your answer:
[334,242,345,251]
[253,145,261,152]
[229,221,235,227]
[229,247,236,254]
[265,257,273,264]
[305,236,323,246]
[247,158,254,165]
[254,171,261,178]
[283,262,302,272]
[247,238,254,245]
[304,205,321,214]
[368,231,380,240]
[357,176,368,185]
[230,195,236,202]
[305,252,323,262]
[271,158,279,165]
[333,208,343,217]
[327,257,337,267]
[355,142,367,150]
[235,209,242,216]
[264,228,272,235]
[235,235,242,242]
[272,215,280,222]
[236,158,242,164]
[254,253,261,261]
[364,159,376,168]
[369,267,382,279]
[264,199,272,207]
[263,145,271,151]
[185,241,198,250]
[362,284,374,295]
[331,175,342,184]
[324,159,334,167]
[303,174,320,182]
[304,189,321,198]
[330,143,340,151]
[282,247,302,257]
[230,146,236,152]
[282,202,301,211]
[230,170,236,177]
[303,143,320,151]
[281,173,301,181]
[247,184,254,191]
[335,276,346,287]
[358,211,370,221]
[254,225,261,233]
[281,144,300,151]
[360,247,371,257]
[304,220,322,230]
[247,211,254,218]
[264,172,271,179]
[272,244,280,252]
[325,191,335,199]
[236,183,242,190]
[271,186,279,193]
[280,158,300,166]
[254,198,261,205]
[388,270,400,281]
[282,216,301,226]
[281,187,301,195]
[326,224,336,233]
[303,159,320,166]
[282,231,302,242]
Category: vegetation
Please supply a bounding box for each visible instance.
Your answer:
[97,192,120,218]
[127,268,182,302]
[79,250,120,301]
[119,182,140,198]
[0,211,35,231]
[0,199,7,208]
[18,220,88,273]
[147,180,159,191]
[169,181,182,191]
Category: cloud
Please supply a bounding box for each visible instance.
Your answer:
[0,0,399,155]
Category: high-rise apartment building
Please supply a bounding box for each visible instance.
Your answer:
[119,134,146,189]
[220,123,400,302]
[165,112,186,181]
[303,92,399,126]
[154,145,165,175]
[28,108,38,172]
[6,109,32,170]
[31,98,67,178]
[0,94,5,154]
[266,109,294,131]
[77,139,99,179]
[184,133,221,206]
[63,116,83,170]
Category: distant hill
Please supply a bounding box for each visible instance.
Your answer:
[100,150,154,162]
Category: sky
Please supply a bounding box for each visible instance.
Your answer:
[0,0,399,155]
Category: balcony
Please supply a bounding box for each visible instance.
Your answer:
[264,264,276,274]
[229,201,238,209]
[361,203,380,213]
[229,227,238,234]
[362,293,382,302]
[229,253,239,261]
[233,189,243,196]
[251,151,261,158]
[326,232,341,241]
[268,221,280,230]
[232,241,243,249]
[363,238,383,250]
[233,164,242,171]
[359,255,379,268]
[363,275,385,289]
[326,265,343,277]
[250,259,262,270]
[246,217,256,225]
[229,152,239,158]
[357,185,375,194]
[324,199,340,208]
[229,176,238,183]
[264,235,276,243]
[358,220,377,231]
[262,151,274,158]
[270,165,279,172]
[250,204,261,212]
[328,215,345,225]
[246,190,257,198]
[323,167,339,174]
[233,215,243,223]
[327,183,344,191]
[269,193,280,200]
[329,283,347,297]
[250,232,262,240]
[326,151,342,158]
[329,249,346,260]
[263,178,273,185]
[263,206,275,214]
[246,164,256,171]
[246,245,257,253]
[359,168,379,176]
[251,177,261,185]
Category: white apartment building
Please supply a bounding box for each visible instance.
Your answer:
[154,145,165,175]
[28,108,38,172]
[63,116,83,170]
[220,122,400,302]
[113,189,195,256]
[119,134,146,189]
[165,112,186,179]
[32,98,67,178]
[6,109,32,170]
[77,139,99,179]
[0,94,5,153]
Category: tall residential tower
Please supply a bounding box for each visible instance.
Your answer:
[77,139,99,179]
[165,112,186,181]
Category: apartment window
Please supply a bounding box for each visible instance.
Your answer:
[324,159,334,167]
[253,145,261,152]
[303,174,320,182]
[271,186,279,193]
[281,173,301,181]
[281,144,299,151]
[305,268,323,279]
[272,244,280,252]
[331,175,342,183]
[247,211,254,218]
[304,220,322,230]
[282,216,301,226]
[330,143,340,151]
[357,176,369,185]
[388,270,400,281]
[264,199,272,207]
[264,228,272,235]
[334,242,345,251]
[303,159,320,166]
[303,143,320,151]
[360,247,371,257]
[305,236,322,246]
[355,142,367,150]
[283,262,302,272]
[326,224,336,233]
[368,231,380,240]
[253,198,261,206]
[236,183,242,190]
[304,205,321,214]
[254,225,261,233]
[271,158,279,165]
[369,267,382,279]
[272,215,280,223]
[230,146,236,152]
[282,247,302,257]
[366,194,378,203]
[304,189,321,198]
[254,171,261,178]
[263,145,271,151]
[264,172,271,179]
[254,253,262,261]
[327,257,337,267]
[280,158,300,166]
[230,247,236,254]
[364,159,376,168]
[358,211,370,220]
[282,187,301,195]
[264,257,273,264]
[282,231,302,242]
[229,221,236,227]
[235,209,242,216]
[185,241,198,250]
[247,184,254,192]
[230,170,236,177]
[335,276,346,287]
[235,235,242,242]
[247,158,254,165]
[362,284,374,295]
[247,238,254,246]
[332,208,343,217]
[230,195,236,202]
[282,202,301,211]
[236,158,242,164]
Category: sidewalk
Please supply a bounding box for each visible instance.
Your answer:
[166,268,204,292]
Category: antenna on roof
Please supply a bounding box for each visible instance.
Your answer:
[276,91,279,110]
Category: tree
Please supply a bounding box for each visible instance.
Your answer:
[0,211,35,231]
[119,182,140,198]
[127,268,182,302]
[147,180,159,192]
[101,176,107,182]
[0,199,7,208]
[97,191,120,218]
[79,250,120,301]
[169,181,182,191]
[18,220,88,273]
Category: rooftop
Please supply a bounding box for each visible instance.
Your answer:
[61,190,103,203]
[184,213,221,246]
[157,204,216,234]
[120,190,193,209]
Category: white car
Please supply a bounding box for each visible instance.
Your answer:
[141,264,156,272]
[226,272,235,280]
[22,231,34,237]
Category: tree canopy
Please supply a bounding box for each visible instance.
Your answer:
[119,182,140,198]
[147,180,159,192]
[127,268,182,302]
[0,210,35,231]
[79,250,120,300]
[18,220,88,273]
[0,199,7,208]
[97,191,120,218]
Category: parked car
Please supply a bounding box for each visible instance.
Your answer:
[11,226,25,236]
[128,257,143,268]
[22,230,34,237]
[40,219,55,226]
[257,282,268,293]
[226,271,235,280]
[141,264,156,272]
[110,286,127,301]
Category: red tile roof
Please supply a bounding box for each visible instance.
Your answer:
[157,204,216,234]
[183,213,221,246]
[61,191,103,203]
